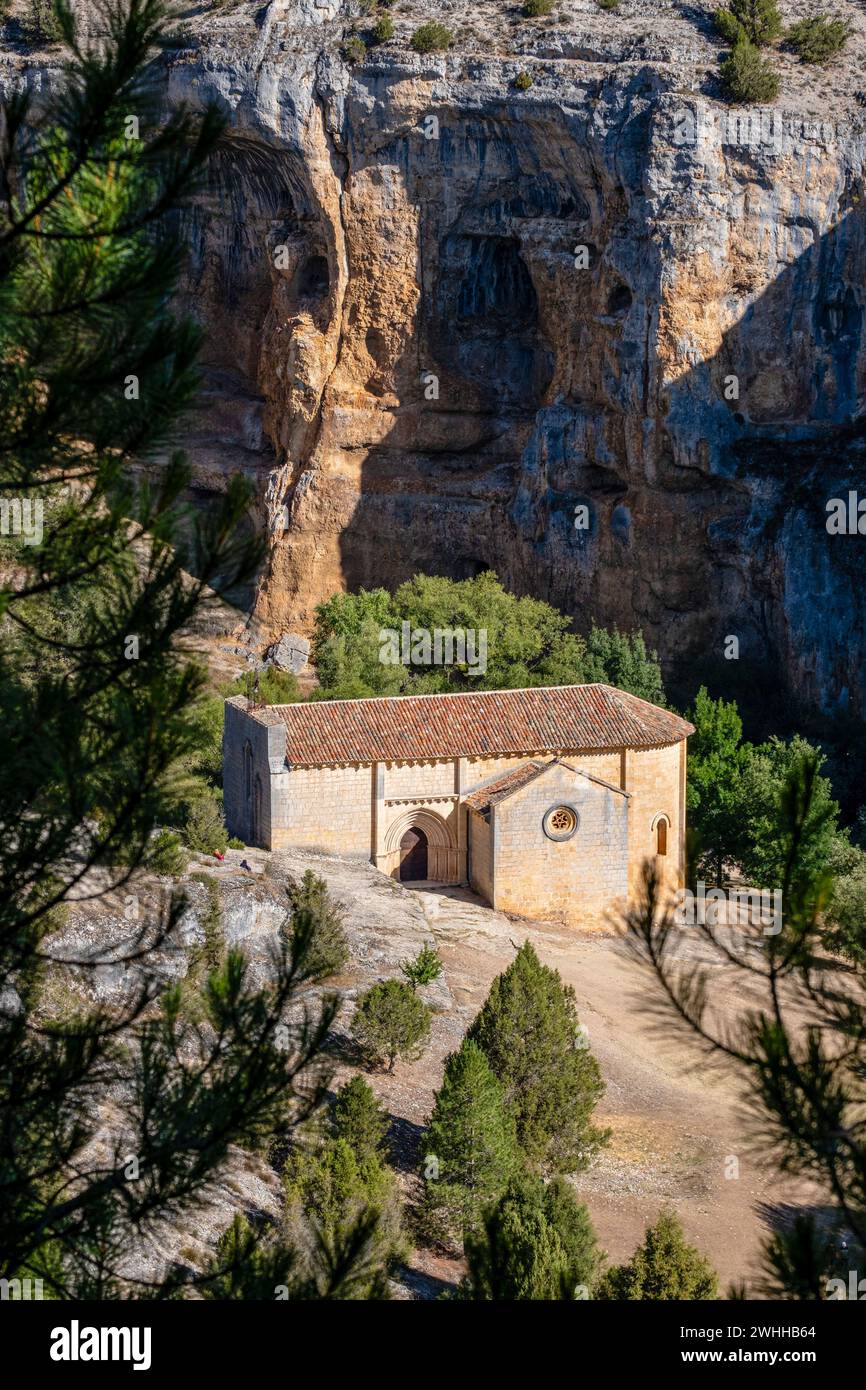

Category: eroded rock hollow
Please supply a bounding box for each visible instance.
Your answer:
[157,4,866,716]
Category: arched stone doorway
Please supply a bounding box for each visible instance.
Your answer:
[399,826,429,881]
[382,808,460,884]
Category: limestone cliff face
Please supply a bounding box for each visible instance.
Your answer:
[10,1,866,716]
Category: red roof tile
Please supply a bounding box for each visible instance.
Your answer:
[464,761,549,814]
[248,684,693,768]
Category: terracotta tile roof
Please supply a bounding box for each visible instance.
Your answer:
[465,758,630,813]
[252,684,693,768]
[464,761,549,814]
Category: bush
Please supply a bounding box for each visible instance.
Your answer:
[513,71,533,90]
[422,1039,519,1244]
[312,573,665,702]
[286,870,349,980]
[229,666,299,706]
[463,1174,602,1299]
[190,873,225,974]
[466,941,609,1173]
[187,694,225,788]
[147,828,188,876]
[787,16,848,64]
[352,979,431,1071]
[596,0,619,9]
[182,793,228,856]
[400,942,443,990]
[371,14,394,43]
[343,34,367,64]
[283,1136,405,1282]
[596,1210,719,1299]
[714,0,781,47]
[522,0,554,13]
[410,22,452,53]
[824,839,866,966]
[22,0,64,42]
[720,40,780,103]
[333,1075,390,1163]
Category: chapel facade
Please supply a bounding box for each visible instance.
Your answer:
[223,684,693,928]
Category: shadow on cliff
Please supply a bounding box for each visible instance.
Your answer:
[328,110,866,783]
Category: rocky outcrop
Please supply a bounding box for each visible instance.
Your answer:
[4,1,866,718]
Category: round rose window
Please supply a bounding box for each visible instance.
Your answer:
[543,804,579,841]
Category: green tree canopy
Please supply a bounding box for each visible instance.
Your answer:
[422,1039,519,1244]
[462,1173,602,1299]
[466,942,609,1173]
[311,572,666,703]
[351,979,432,1071]
[596,1210,718,1300]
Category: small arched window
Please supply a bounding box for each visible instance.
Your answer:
[244,741,253,802]
[656,817,668,856]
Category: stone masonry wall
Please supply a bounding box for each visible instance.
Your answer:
[492,764,630,928]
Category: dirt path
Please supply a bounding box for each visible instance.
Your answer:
[410,885,820,1293]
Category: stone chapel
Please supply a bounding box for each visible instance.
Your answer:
[223,683,693,928]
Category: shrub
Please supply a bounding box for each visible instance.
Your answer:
[463,1174,602,1299]
[22,0,64,43]
[333,1075,390,1163]
[787,16,848,65]
[714,0,781,47]
[227,836,245,850]
[286,870,349,980]
[182,793,228,856]
[371,14,394,43]
[228,666,299,706]
[824,838,866,966]
[343,35,367,64]
[720,40,780,103]
[410,22,452,53]
[596,0,620,9]
[283,1135,405,1279]
[522,0,554,14]
[352,979,431,1070]
[422,1039,519,1244]
[147,828,188,876]
[596,1210,719,1299]
[466,941,609,1173]
[190,873,225,974]
[513,71,533,90]
[400,942,443,990]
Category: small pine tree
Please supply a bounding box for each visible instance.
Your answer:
[182,792,228,855]
[787,16,848,65]
[462,1174,602,1299]
[333,1075,390,1164]
[714,0,782,46]
[233,666,299,706]
[410,21,452,53]
[720,39,780,103]
[343,34,367,64]
[400,942,443,991]
[148,828,188,876]
[23,0,63,42]
[522,0,554,14]
[596,1210,719,1299]
[422,1039,519,1244]
[371,14,394,44]
[467,942,609,1172]
[286,871,349,981]
[351,979,431,1071]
